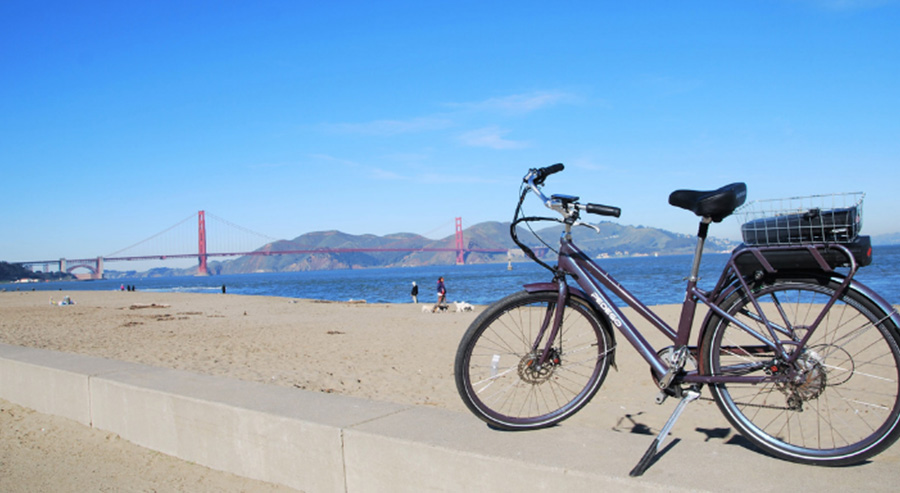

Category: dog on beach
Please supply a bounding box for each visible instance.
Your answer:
[423,304,449,313]
[454,301,474,312]
[422,303,472,313]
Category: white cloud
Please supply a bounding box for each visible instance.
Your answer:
[324,117,453,136]
[417,172,499,184]
[308,154,360,167]
[309,154,409,180]
[450,90,577,115]
[370,167,406,180]
[320,89,577,146]
[459,127,529,150]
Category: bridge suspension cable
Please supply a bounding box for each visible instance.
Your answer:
[421,218,456,239]
[205,212,280,248]
[105,212,197,258]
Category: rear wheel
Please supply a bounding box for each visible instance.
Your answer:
[454,290,613,430]
[701,276,900,465]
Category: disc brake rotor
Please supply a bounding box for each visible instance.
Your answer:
[518,348,561,384]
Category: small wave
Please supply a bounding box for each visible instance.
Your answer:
[141,286,220,294]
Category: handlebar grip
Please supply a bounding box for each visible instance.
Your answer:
[586,203,621,218]
[541,163,564,176]
[531,163,564,185]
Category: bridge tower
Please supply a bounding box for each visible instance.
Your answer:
[198,210,208,275]
[455,217,464,265]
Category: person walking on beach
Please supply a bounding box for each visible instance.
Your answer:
[410,281,418,304]
[432,276,447,312]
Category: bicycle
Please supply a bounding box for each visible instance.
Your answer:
[454,164,900,476]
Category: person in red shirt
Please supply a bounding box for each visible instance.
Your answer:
[432,276,447,312]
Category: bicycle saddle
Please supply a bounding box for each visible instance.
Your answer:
[668,182,747,222]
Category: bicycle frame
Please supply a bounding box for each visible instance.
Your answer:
[459,166,900,472]
[532,228,866,386]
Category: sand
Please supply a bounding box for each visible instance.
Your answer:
[2,289,898,491]
[0,290,708,426]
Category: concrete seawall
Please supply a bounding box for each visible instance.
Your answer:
[2,342,899,492]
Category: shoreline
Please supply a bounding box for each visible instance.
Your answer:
[1,249,731,286]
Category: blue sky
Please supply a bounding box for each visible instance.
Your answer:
[2,1,899,268]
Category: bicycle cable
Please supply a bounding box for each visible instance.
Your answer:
[511,182,563,273]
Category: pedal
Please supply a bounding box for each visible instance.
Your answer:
[630,388,701,477]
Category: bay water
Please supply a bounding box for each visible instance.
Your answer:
[11,245,900,307]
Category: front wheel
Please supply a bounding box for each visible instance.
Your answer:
[454,290,614,430]
[701,275,900,465]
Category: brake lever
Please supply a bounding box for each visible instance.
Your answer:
[574,221,601,234]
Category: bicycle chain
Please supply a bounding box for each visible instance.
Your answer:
[698,395,795,410]
[692,391,797,411]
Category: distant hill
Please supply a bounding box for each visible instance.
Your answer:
[102,220,741,277]
[534,221,736,256]
[0,261,74,283]
[98,222,900,279]
[213,230,436,273]
[192,220,739,275]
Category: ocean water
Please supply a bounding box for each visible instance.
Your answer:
[10,245,900,307]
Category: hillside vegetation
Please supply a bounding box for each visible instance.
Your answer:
[0,262,74,283]
[201,220,737,275]
[102,220,738,277]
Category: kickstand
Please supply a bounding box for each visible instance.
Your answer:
[629,388,700,477]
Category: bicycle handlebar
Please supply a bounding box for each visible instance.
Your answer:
[585,203,621,218]
[525,163,565,186]
[523,164,622,218]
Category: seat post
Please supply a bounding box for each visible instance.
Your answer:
[688,217,712,282]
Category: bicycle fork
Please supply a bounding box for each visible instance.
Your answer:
[529,280,570,368]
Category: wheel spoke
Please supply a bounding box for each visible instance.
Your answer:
[703,277,900,464]
[455,291,612,429]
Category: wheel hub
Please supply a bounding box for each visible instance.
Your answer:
[777,350,827,408]
[518,348,561,384]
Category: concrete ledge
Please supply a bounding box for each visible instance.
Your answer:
[0,343,146,426]
[3,343,900,492]
[343,406,674,492]
[89,366,409,492]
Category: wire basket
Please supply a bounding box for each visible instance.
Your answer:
[735,192,864,246]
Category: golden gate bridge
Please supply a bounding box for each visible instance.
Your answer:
[18,211,516,279]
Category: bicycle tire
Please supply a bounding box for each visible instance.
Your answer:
[454,290,614,430]
[700,275,900,465]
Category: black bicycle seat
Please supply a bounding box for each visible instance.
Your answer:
[668,183,747,222]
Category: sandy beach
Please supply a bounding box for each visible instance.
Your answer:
[2,289,898,491]
[0,289,715,427]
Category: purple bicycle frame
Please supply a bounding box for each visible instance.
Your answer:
[530,235,868,386]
